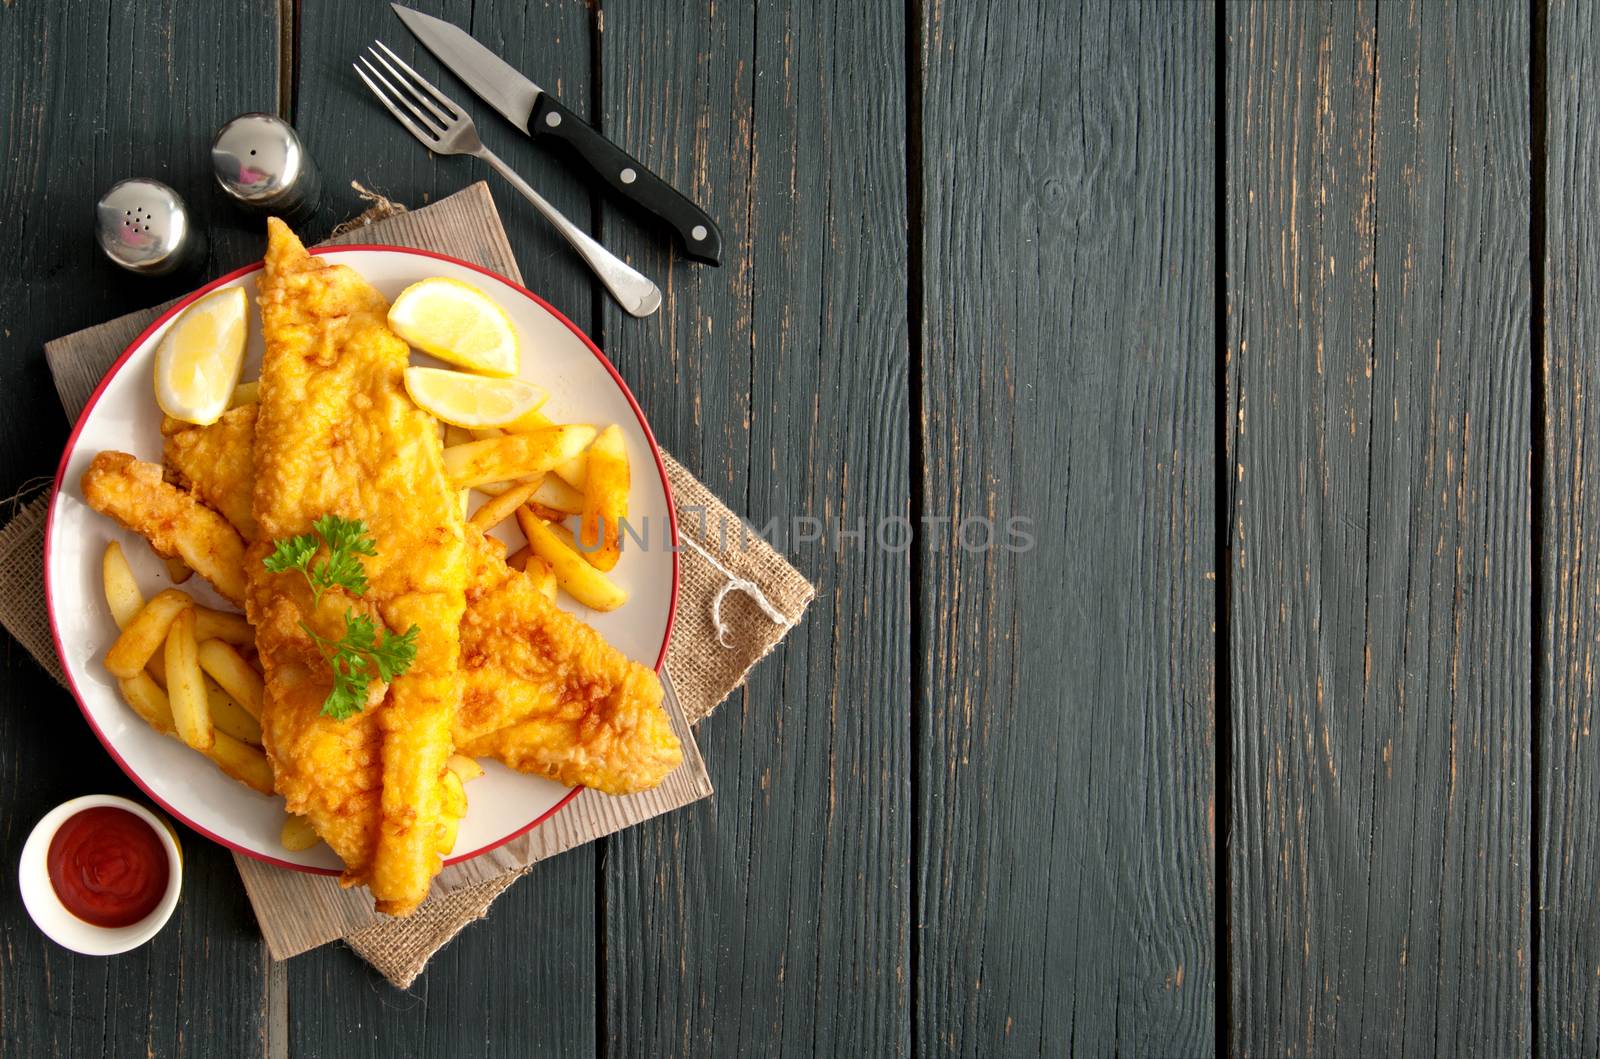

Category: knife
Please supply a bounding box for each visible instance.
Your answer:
[392,3,723,266]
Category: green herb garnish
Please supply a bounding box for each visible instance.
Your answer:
[263,515,418,720]
[297,611,420,721]
[263,514,378,608]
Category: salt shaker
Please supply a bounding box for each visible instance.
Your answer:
[94,179,208,276]
[211,113,321,221]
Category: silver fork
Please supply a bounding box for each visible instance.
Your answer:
[355,41,662,318]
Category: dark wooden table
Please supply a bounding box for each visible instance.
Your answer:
[0,0,1585,1055]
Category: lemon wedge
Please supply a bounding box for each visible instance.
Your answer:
[153,286,250,426]
[404,367,548,428]
[388,277,519,376]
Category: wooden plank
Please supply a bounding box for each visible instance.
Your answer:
[597,1,912,1054]
[1227,2,1531,1054]
[917,2,1216,1054]
[0,0,279,496]
[0,1,278,1056]
[1538,2,1600,1054]
[283,1,603,1051]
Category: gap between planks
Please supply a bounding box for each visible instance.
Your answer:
[1527,0,1548,1054]
[904,0,927,1056]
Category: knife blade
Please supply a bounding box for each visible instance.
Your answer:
[392,3,723,266]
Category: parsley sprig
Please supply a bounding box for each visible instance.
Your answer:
[263,514,378,609]
[262,515,419,720]
[299,611,420,721]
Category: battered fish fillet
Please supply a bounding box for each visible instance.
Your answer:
[250,219,466,916]
[165,404,258,539]
[81,451,248,607]
[455,532,682,791]
[161,415,682,793]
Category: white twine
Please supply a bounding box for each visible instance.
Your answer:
[1,477,52,521]
[677,533,791,648]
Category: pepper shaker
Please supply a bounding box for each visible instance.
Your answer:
[94,179,208,276]
[211,113,321,222]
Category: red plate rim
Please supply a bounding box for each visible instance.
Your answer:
[43,244,680,875]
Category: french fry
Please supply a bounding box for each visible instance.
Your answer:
[544,521,595,563]
[541,519,602,569]
[471,384,554,434]
[579,424,629,571]
[506,544,532,571]
[443,423,473,448]
[280,814,321,852]
[102,544,173,683]
[526,405,589,493]
[443,425,595,489]
[501,402,557,434]
[118,673,273,794]
[117,671,176,733]
[478,471,584,506]
[435,768,468,855]
[459,488,472,520]
[163,555,194,584]
[442,767,467,815]
[554,450,587,491]
[105,589,192,679]
[206,678,262,745]
[435,812,461,857]
[102,541,145,629]
[164,608,214,751]
[197,638,264,719]
[229,379,259,408]
[526,501,570,523]
[503,409,550,432]
[526,556,559,601]
[204,731,274,794]
[469,479,540,531]
[446,754,485,782]
[531,473,585,515]
[192,605,253,646]
[516,508,628,611]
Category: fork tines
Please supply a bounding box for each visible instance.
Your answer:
[353,41,467,149]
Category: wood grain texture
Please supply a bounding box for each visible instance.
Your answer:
[1540,1,1600,1054]
[0,1,278,1056]
[596,1,913,1055]
[0,0,281,501]
[5,1,1566,1055]
[283,2,606,1053]
[1226,2,1531,1054]
[917,2,1216,1055]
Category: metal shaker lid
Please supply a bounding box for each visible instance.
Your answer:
[211,113,320,215]
[94,178,205,276]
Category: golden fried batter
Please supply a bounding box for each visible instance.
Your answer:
[164,411,682,793]
[249,219,466,916]
[165,404,258,540]
[455,533,682,792]
[81,451,248,607]
[84,222,683,914]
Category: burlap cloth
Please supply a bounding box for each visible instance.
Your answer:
[0,183,813,987]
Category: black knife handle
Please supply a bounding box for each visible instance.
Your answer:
[530,94,722,266]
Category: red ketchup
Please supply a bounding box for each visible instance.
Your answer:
[46,806,170,928]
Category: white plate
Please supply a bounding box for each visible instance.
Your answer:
[45,247,678,873]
